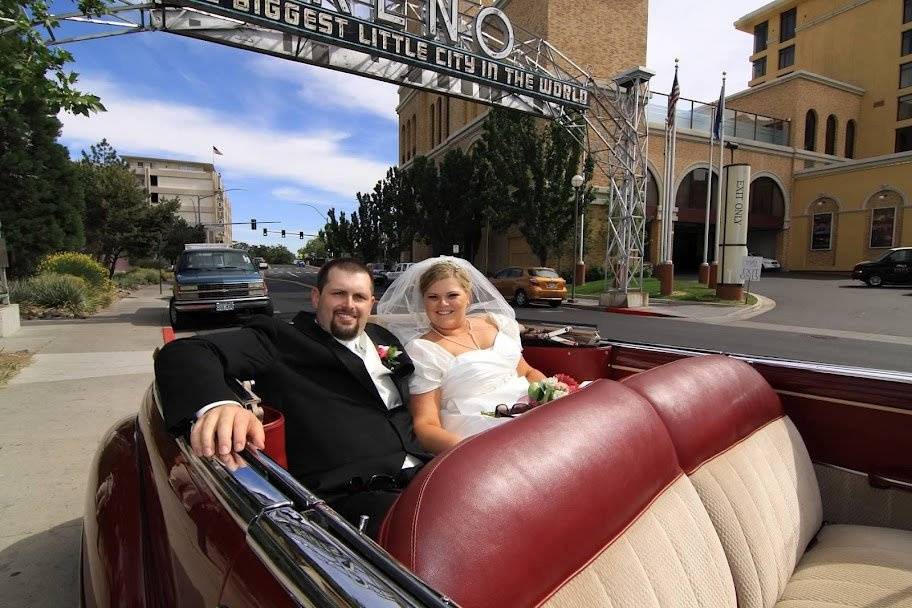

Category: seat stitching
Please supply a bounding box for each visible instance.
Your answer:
[650,495,706,607]
[688,416,785,476]
[623,533,664,608]
[704,465,767,608]
[786,575,898,592]
[721,454,781,607]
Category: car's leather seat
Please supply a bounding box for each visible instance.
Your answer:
[624,355,912,608]
[379,380,737,608]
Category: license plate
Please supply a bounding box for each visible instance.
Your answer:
[547,282,556,288]
[216,301,235,312]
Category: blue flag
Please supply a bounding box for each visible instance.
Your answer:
[712,81,725,141]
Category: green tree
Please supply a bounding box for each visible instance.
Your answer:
[298,235,326,259]
[478,108,593,265]
[382,166,419,260]
[1,0,107,116]
[320,208,356,258]
[248,244,294,264]
[231,241,250,251]
[0,74,85,277]
[80,139,178,277]
[160,217,206,262]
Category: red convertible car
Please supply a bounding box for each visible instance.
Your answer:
[81,323,912,607]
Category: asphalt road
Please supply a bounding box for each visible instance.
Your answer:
[258,265,912,373]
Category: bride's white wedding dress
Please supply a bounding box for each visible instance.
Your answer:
[405,313,529,439]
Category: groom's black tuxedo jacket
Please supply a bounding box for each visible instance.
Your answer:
[154,311,431,496]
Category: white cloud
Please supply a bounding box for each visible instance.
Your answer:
[59,76,391,198]
[271,186,308,200]
[250,56,399,121]
[648,0,756,101]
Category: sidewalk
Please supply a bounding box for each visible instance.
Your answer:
[0,286,169,608]
[563,292,776,323]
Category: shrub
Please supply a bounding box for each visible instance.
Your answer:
[130,257,169,270]
[112,267,163,290]
[38,252,109,291]
[10,273,90,314]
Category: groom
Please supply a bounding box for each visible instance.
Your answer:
[154,258,431,537]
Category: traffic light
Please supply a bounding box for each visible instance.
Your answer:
[299,231,304,239]
[281,229,286,238]
[262,228,267,236]
[250,218,256,230]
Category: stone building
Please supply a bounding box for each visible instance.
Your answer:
[398,0,912,273]
[124,155,234,244]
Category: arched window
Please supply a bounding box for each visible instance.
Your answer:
[804,110,817,151]
[825,114,837,155]
[844,120,856,159]
[646,169,659,219]
[749,177,786,228]
[675,168,718,218]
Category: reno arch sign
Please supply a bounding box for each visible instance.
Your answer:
[176,0,589,110]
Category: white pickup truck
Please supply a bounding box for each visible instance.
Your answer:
[383,262,415,285]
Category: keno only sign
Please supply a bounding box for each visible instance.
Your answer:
[741,256,763,282]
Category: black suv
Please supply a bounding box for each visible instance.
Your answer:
[852,247,912,286]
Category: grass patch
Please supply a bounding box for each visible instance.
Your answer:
[0,349,33,386]
[576,277,755,305]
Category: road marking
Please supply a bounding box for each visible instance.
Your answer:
[9,351,154,384]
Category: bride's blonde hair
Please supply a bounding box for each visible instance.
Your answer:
[419,260,472,295]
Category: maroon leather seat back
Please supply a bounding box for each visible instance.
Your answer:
[379,380,683,608]
[622,355,783,473]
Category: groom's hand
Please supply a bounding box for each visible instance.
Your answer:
[190,404,265,458]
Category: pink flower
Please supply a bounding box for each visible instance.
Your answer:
[377,345,390,358]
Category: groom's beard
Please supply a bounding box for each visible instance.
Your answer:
[329,309,361,340]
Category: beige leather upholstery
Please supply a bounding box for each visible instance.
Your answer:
[776,524,912,608]
[815,464,912,533]
[544,476,737,608]
[688,417,823,608]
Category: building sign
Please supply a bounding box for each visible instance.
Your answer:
[741,256,762,281]
[719,163,750,285]
[176,0,589,110]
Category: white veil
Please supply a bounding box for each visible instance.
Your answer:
[373,256,515,345]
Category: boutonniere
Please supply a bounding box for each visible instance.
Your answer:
[376,345,402,370]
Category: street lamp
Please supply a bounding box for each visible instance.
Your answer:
[570,174,585,303]
[192,188,247,231]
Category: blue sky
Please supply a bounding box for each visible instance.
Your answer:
[54,0,757,251]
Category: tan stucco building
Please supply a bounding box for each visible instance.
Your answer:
[124,156,234,244]
[398,0,912,273]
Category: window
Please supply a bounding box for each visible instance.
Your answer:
[902,62,912,88]
[870,207,896,248]
[780,8,797,42]
[749,177,785,217]
[754,21,768,53]
[845,120,856,158]
[150,192,159,203]
[905,0,912,23]
[899,93,912,121]
[903,30,912,56]
[753,57,767,79]
[137,161,144,167]
[898,125,912,152]
[675,168,718,211]
[825,115,837,155]
[150,175,158,186]
[804,109,817,151]
[811,213,833,250]
[778,45,795,70]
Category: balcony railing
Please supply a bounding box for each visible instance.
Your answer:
[647,92,790,147]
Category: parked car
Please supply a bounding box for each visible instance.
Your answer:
[491,266,567,306]
[852,247,912,286]
[253,257,269,270]
[81,328,912,607]
[384,262,415,284]
[366,262,391,285]
[294,259,306,267]
[748,252,781,271]
[169,245,272,330]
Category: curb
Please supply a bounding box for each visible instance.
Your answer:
[561,299,677,318]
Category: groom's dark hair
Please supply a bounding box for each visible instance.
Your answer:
[317,258,374,291]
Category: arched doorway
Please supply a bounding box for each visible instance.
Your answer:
[748,176,786,259]
[673,167,719,272]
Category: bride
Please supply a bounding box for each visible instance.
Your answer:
[375,257,546,454]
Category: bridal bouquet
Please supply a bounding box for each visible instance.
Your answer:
[528,374,580,405]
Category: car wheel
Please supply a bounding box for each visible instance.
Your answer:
[548,300,561,308]
[866,274,884,287]
[514,290,529,307]
[169,299,187,330]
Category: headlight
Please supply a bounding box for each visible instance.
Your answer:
[250,280,265,289]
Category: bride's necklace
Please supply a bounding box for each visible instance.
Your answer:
[431,319,480,351]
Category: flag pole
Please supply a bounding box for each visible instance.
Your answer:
[711,72,727,288]
[700,106,715,282]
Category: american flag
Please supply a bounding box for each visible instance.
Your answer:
[212,146,223,156]
[667,68,680,128]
